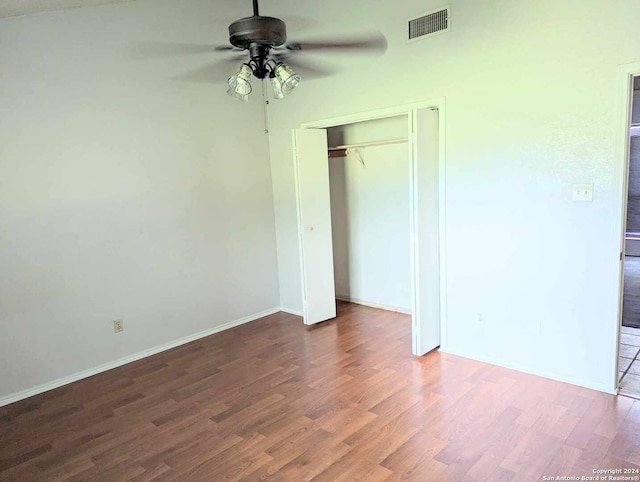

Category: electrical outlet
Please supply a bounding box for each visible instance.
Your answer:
[572,183,593,202]
[113,319,124,333]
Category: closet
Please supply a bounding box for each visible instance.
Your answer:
[326,115,411,313]
[294,103,441,355]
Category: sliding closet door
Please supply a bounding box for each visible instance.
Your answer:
[293,128,337,325]
[412,108,441,355]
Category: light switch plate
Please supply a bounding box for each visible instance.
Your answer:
[572,183,593,202]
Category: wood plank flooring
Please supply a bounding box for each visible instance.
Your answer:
[1,302,640,481]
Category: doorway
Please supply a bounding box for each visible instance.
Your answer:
[293,101,446,357]
[619,75,640,397]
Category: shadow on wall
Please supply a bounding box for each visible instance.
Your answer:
[329,156,352,299]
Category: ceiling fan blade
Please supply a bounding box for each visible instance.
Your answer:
[272,54,337,80]
[171,58,246,84]
[214,45,245,52]
[275,15,319,34]
[130,42,223,60]
[284,32,387,54]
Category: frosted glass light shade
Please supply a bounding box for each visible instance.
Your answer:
[227,64,253,101]
[274,63,300,96]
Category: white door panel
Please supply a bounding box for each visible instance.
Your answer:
[412,108,441,355]
[293,128,337,325]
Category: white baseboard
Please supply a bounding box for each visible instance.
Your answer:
[336,295,412,315]
[439,346,617,395]
[279,306,303,317]
[0,306,281,408]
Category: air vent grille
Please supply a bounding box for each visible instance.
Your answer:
[408,7,449,40]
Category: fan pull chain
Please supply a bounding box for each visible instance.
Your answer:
[261,79,270,135]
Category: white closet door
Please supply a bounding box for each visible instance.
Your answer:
[293,128,337,325]
[412,108,441,355]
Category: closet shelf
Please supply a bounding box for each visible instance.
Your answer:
[327,137,408,151]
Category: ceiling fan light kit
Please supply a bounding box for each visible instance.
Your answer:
[226,59,301,101]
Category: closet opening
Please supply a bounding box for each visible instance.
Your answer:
[294,100,445,356]
[326,116,412,316]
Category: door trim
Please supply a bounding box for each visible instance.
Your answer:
[298,98,447,354]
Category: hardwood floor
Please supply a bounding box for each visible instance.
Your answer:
[1,302,640,481]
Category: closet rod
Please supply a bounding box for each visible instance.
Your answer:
[327,137,409,151]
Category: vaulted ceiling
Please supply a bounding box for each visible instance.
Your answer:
[0,0,135,18]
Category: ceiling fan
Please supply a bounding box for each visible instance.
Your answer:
[213,0,387,101]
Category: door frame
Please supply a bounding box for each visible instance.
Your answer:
[614,63,640,393]
[298,98,447,355]
[611,62,640,393]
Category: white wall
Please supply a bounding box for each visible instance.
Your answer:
[0,0,280,401]
[328,118,411,312]
[268,0,640,392]
[327,115,408,147]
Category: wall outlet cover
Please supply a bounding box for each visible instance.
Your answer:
[113,319,124,333]
[572,183,593,202]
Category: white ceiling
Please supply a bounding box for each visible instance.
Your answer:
[0,0,135,18]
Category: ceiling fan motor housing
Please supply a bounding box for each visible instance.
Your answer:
[229,16,287,49]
